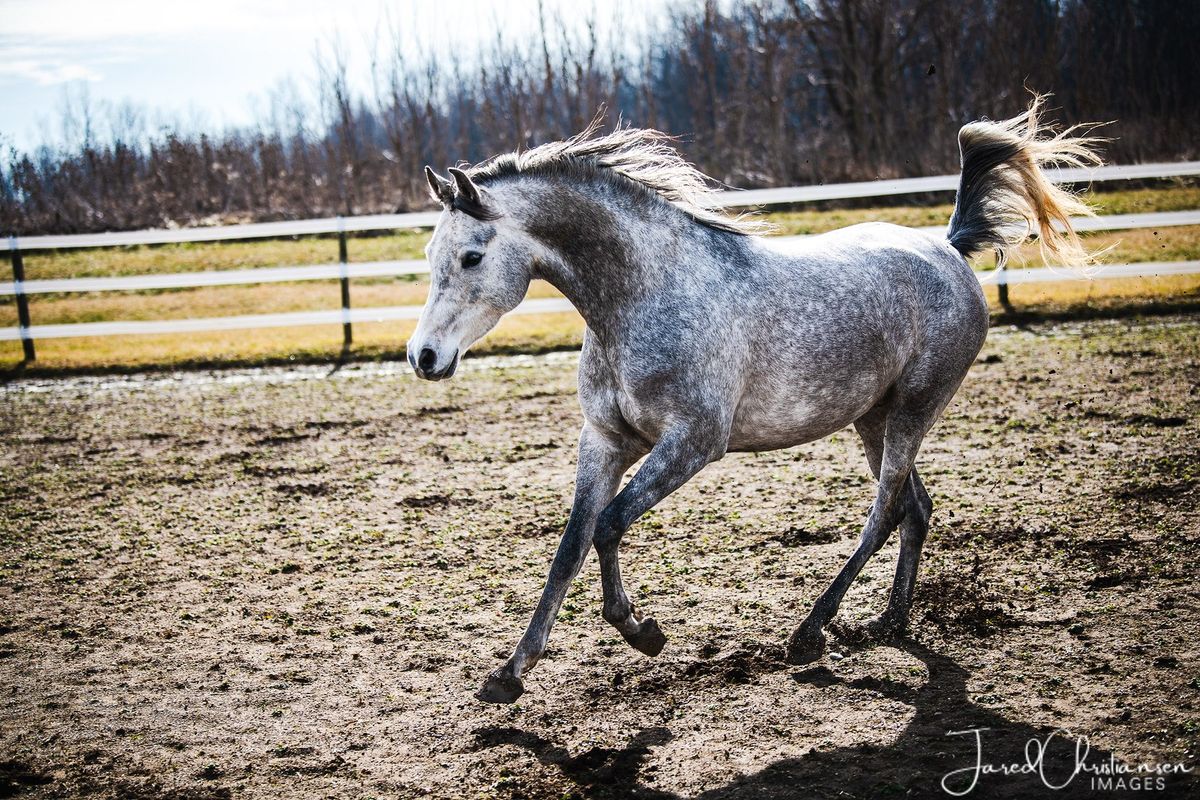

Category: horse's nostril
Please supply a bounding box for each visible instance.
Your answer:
[418,347,437,372]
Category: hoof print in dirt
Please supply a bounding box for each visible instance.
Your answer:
[623,617,667,657]
[785,629,827,665]
[477,670,524,704]
[685,643,787,685]
[863,616,906,643]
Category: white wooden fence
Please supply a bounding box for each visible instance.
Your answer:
[4,161,1199,355]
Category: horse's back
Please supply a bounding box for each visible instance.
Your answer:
[758,221,987,348]
[764,221,979,294]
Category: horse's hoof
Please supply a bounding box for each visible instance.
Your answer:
[785,628,826,665]
[477,669,524,704]
[623,617,667,657]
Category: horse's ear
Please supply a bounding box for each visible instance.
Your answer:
[424,166,453,205]
[447,167,481,205]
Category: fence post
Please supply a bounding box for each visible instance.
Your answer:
[997,262,1012,313]
[8,236,36,362]
[337,218,352,348]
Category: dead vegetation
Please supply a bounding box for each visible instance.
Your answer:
[4,2,1198,235]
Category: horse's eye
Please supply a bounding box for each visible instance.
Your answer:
[461,251,484,269]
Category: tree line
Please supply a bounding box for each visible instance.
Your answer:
[2,0,1197,235]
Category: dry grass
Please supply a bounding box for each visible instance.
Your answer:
[980,273,1200,312]
[4,227,1196,330]
[4,272,1197,373]
[3,184,1197,374]
[973,224,1200,269]
[15,184,1198,282]
[767,184,1200,236]
[0,280,566,326]
[18,230,430,281]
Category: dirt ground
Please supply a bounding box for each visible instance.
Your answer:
[1,315,1198,799]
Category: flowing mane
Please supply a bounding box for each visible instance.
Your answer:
[465,121,769,235]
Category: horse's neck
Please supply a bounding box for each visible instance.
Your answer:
[522,178,696,328]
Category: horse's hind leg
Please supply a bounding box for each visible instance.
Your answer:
[868,468,931,639]
[786,399,940,665]
[853,410,934,638]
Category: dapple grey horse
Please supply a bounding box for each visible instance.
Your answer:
[408,96,1099,703]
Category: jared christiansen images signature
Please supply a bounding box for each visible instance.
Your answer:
[941,728,1193,795]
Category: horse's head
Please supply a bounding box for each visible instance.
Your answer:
[408,166,535,381]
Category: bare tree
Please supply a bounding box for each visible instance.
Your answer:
[3,0,1197,235]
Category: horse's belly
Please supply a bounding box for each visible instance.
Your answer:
[726,368,890,452]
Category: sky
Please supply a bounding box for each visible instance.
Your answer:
[0,0,656,153]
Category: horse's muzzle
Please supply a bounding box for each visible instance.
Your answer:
[411,347,459,381]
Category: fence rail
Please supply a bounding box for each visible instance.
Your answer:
[4,261,1197,343]
[6,209,1199,297]
[8,213,442,251]
[5,160,1199,355]
[714,160,1200,208]
[0,259,428,296]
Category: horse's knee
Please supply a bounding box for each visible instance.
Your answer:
[864,501,906,553]
[909,472,932,521]
[916,497,932,530]
[859,518,893,556]
[593,507,625,551]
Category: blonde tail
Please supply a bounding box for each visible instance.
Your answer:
[947,94,1105,267]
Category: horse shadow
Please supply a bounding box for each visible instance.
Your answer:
[473,639,1195,799]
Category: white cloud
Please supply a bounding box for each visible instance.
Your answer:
[0,0,384,89]
[0,0,659,151]
[0,0,382,42]
[0,58,102,85]
[0,36,149,87]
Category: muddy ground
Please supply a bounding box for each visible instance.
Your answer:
[1,315,1198,799]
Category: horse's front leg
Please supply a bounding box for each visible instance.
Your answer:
[593,423,725,656]
[478,424,636,704]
